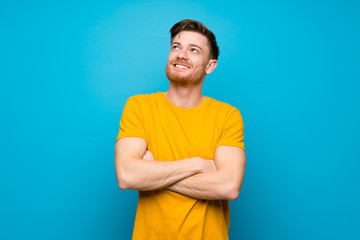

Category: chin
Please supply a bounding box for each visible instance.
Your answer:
[165,65,204,87]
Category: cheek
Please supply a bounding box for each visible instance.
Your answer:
[167,57,175,66]
[194,60,207,69]
[168,51,177,60]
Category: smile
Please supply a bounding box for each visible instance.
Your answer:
[174,64,190,69]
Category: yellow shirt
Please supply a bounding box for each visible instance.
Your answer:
[116,92,245,240]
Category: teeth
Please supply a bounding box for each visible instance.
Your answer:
[175,64,189,69]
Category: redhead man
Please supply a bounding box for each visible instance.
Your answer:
[115,19,246,240]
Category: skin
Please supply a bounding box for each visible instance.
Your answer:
[114,31,246,200]
[165,31,217,108]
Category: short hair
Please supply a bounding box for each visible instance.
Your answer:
[169,19,220,60]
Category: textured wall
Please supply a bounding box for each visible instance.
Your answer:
[1,0,359,239]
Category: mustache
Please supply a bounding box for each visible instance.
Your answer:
[170,60,192,68]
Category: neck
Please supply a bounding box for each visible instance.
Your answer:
[165,82,205,108]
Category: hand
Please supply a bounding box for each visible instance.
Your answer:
[143,150,155,161]
[201,159,217,173]
[191,157,217,173]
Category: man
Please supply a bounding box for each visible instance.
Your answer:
[114,19,246,240]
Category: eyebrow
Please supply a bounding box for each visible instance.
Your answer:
[172,41,203,52]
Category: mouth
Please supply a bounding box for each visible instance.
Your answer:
[173,63,190,69]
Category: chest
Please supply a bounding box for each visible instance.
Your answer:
[144,108,223,161]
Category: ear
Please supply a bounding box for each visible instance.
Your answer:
[205,59,218,75]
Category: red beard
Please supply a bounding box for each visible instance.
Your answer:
[165,63,206,87]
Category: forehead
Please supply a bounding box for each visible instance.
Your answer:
[172,31,210,49]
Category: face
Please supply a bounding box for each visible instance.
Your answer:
[165,31,217,87]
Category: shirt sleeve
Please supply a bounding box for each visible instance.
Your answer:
[215,108,245,151]
[115,96,147,142]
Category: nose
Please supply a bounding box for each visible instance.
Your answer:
[177,48,188,60]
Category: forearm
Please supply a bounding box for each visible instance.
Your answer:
[115,138,208,191]
[116,157,202,191]
[166,169,243,200]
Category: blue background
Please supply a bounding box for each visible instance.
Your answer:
[1,0,359,239]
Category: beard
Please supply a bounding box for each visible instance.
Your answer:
[165,63,206,87]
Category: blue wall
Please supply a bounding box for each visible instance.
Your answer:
[1,0,359,239]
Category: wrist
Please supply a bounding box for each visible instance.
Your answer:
[184,157,205,174]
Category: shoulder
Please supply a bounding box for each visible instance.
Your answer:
[127,92,162,100]
[207,96,241,117]
[126,92,162,104]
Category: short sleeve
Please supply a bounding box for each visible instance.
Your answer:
[115,96,147,142]
[215,109,245,151]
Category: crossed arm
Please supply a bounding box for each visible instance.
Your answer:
[114,137,246,200]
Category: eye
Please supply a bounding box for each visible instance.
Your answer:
[172,45,180,50]
[190,48,199,53]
